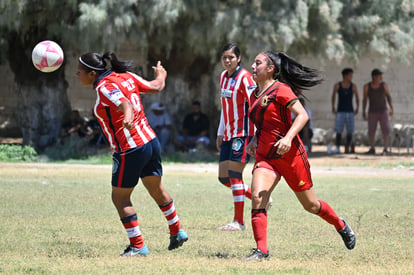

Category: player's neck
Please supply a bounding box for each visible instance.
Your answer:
[256,79,276,97]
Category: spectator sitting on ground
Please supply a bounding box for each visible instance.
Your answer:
[60,110,88,141]
[175,100,210,151]
[146,102,173,152]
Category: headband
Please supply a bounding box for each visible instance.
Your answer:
[262,52,275,66]
[79,57,106,71]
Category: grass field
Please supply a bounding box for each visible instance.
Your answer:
[0,159,413,274]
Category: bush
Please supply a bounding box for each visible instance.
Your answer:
[0,144,38,161]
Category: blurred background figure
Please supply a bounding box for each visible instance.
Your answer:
[175,100,210,152]
[147,102,173,152]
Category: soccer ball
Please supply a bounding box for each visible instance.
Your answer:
[32,40,64,73]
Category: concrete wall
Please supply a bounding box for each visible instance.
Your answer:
[1,52,413,141]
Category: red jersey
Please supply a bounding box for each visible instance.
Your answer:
[93,70,156,153]
[219,67,256,141]
[249,81,305,158]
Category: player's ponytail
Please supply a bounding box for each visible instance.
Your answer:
[79,52,107,72]
[263,51,324,96]
[103,52,134,73]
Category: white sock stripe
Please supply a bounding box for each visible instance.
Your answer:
[231,184,244,191]
[244,183,250,192]
[126,226,141,238]
[233,195,245,202]
[163,205,176,216]
[167,215,179,225]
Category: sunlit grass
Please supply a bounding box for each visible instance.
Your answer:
[0,163,413,274]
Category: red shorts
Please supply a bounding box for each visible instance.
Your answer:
[253,152,313,192]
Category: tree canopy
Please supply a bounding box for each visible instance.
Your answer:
[1,0,414,150]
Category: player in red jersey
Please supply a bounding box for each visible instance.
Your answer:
[244,51,356,260]
[77,52,188,256]
[217,43,260,231]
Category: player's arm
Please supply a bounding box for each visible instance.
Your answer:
[216,110,225,151]
[384,82,394,116]
[353,84,359,115]
[117,101,135,130]
[276,100,308,156]
[147,61,167,93]
[331,83,339,113]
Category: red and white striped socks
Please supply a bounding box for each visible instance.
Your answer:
[121,213,144,248]
[160,199,180,235]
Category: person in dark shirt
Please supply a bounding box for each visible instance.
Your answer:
[175,101,210,151]
[331,68,359,154]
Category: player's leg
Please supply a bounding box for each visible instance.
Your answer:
[112,186,147,256]
[246,160,280,260]
[141,138,188,250]
[111,147,151,256]
[295,188,355,250]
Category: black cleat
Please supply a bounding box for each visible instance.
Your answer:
[244,248,270,261]
[338,218,356,250]
[168,229,188,250]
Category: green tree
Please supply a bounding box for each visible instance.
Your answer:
[1,0,414,151]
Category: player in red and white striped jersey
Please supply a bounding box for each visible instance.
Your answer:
[216,43,257,231]
[77,52,188,256]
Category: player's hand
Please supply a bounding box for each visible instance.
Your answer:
[275,137,292,155]
[246,138,257,156]
[153,61,167,79]
[389,108,394,116]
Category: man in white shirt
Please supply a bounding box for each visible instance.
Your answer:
[147,102,173,152]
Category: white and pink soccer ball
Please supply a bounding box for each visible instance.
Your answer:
[32,40,64,73]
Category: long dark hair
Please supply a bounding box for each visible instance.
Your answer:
[221,43,241,66]
[79,51,134,74]
[263,51,323,95]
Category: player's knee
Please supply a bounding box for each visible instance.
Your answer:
[218,177,230,185]
[228,170,242,179]
[303,202,320,214]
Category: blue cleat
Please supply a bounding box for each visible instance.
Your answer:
[120,244,149,257]
[168,229,188,250]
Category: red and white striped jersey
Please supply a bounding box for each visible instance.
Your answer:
[218,67,256,141]
[93,70,156,153]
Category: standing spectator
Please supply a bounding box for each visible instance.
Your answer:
[362,69,394,155]
[245,51,355,261]
[147,102,173,152]
[175,101,210,151]
[331,68,359,153]
[216,43,257,231]
[77,51,188,257]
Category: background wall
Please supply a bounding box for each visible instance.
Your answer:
[1,51,413,143]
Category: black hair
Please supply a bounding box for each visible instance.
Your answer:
[192,100,201,106]
[221,43,241,65]
[79,51,134,74]
[341,68,353,76]
[263,51,324,96]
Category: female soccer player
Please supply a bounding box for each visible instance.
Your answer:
[77,52,188,256]
[216,43,257,231]
[245,51,356,260]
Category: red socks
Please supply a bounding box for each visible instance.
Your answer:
[251,209,268,254]
[160,199,180,235]
[317,200,345,231]
[121,213,144,248]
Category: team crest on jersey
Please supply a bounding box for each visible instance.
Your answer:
[232,138,243,152]
[261,95,269,106]
[112,157,119,174]
[230,79,237,88]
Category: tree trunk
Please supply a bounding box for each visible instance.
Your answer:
[8,30,71,151]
